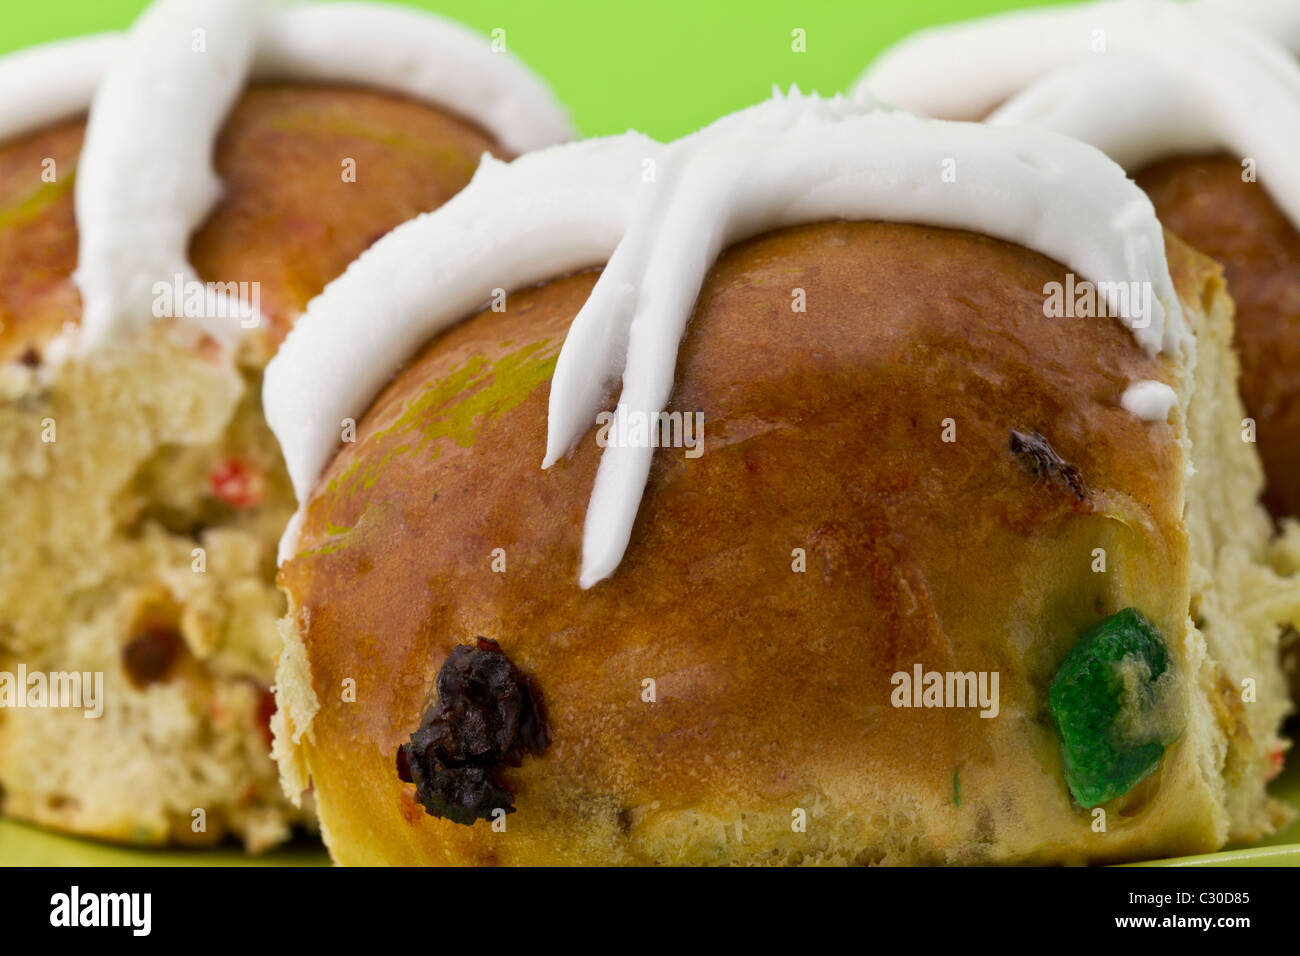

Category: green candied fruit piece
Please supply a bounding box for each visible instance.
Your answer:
[1048,608,1184,808]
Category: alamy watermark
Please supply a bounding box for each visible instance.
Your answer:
[0,665,103,718]
[152,273,260,328]
[891,664,999,718]
[50,886,150,936]
[1043,274,1152,329]
[595,408,704,458]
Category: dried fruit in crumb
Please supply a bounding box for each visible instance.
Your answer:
[123,627,184,689]
[209,458,264,509]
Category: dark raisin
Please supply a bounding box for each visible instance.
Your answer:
[1008,429,1089,502]
[122,628,183,689]
[397,636,548,826]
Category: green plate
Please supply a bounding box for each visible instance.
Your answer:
[1141,757,1300,867]
[0,820,330,866]
[3,760,1297,866]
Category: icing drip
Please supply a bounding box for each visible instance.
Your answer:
[1122,380,1178,422]
[857,0,1300,230]
[1197,0,1300,55]
[0,0,575,350]
[75,0,264,349]
[254,3,572,155]
[265,90,1188,588]
[0,34,122,143]
[548,90,1186,587]
[984,55,1220,171]
[264,133,662,560]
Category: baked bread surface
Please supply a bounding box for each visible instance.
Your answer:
[1136,153,1300,520]
[278,221,1286,865]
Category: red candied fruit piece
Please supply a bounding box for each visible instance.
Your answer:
[1268,744,1286,782]
[257,687,277,751]
[209,458,264,509]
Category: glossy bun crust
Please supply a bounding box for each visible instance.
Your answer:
[278,222,1267,865]
[1136,154,1300,520]
[0,83,504,363]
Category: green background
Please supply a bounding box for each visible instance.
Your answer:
[6,0,1294,867]
[0,0,1070,140]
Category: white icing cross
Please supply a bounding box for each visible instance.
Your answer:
[547,89,1187,587]
[859,0,1300,230]
[265,89,1188,588]
[0,0,574,350]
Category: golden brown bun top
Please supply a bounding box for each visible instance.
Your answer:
[1136,153,1300,519]
[282,221,1211,865]
[0,84,507,364]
